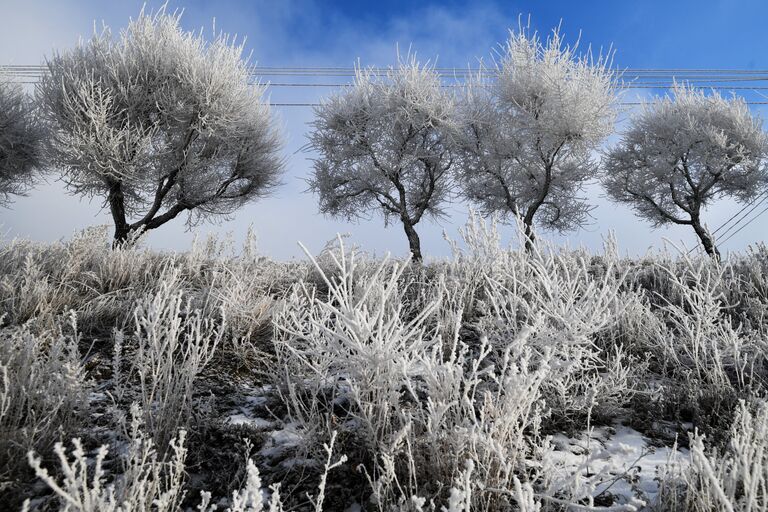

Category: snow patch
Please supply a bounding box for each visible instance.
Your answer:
[259,424,305,458]
[226,414,274,429]
[546,423,689,510]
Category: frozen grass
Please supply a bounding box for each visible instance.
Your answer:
[25,407,188,512]
[1,217,767,510]
[656,399,768,511]
[0,317,88,499]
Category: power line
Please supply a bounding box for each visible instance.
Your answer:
[716,193,768,240]
[7,63,768,106]
[272,103,321,107]
[269,102,768,107]
[685,192,767,255]
[719,202,768,247]
[7,64,768,94]
[5,64,768,79]
[53,80,768,91]
[713,192,767,236]
[8,65,768,94]
[686,192,768,255]
[4,64,768,72]
[10,79,768,91]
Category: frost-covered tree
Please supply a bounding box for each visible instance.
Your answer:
[603,86,768,259]
[0,77,42,205]
[453,26,618,251]
[307,58,457,262]
[38,8,284,243]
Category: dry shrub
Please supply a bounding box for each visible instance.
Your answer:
[0,315,88,502]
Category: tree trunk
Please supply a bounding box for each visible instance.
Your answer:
[523,221,536,254]
[520,162,553,254]
[691,218,721,261]
[522,206,539,254]
[402,220,422,262]
[108,182,131,247]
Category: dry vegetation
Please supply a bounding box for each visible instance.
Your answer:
[2,7,767,511]
[2,216,768,511]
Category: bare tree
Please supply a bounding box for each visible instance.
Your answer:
[0,77,42,205]
[453,25,618,251]
[603,86,767,259]
[307,57,457,262]
[37,8,284,244]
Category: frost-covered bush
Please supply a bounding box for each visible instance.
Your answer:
[0,227,164,331]
[477,249,633,428]
[27,423,347,512]
[658,260,765,388]
[119,269,223,451]
[0,227,285,343]
[442,213,637,430]
[0,318,88,502]
[273,237,444,453]
[658,399,768,511]
[637,257,768,437]
[724,243,768,336]
[26,407,189,512]
[273,236,554,509]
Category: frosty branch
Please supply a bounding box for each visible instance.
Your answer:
[307,57,457,261]
[452,24,618,251]
[0,76,43,205]
[37,7,284,244]
[603,85,768,259]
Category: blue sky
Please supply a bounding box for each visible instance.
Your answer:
[1,0,767,259]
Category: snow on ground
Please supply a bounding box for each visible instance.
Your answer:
[224,384,276,429]
[226,413,275,429]
[222,385,312,464]
[547,422,689,510]
[259,423,306,460]
[221,385,692,508]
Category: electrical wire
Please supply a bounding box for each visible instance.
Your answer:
[719,202,768,247]
[686,192,768,255]
[716,194,768,240]
[5,64,768,78]
[3,63,765,246]
[715,193,768,234]
[7,65,768,96]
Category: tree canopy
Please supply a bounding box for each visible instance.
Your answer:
[453,25,618,250]
[0,77,42,205]
[603,85,768,258]
[38,7,284,242]
[308,57,457,261]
